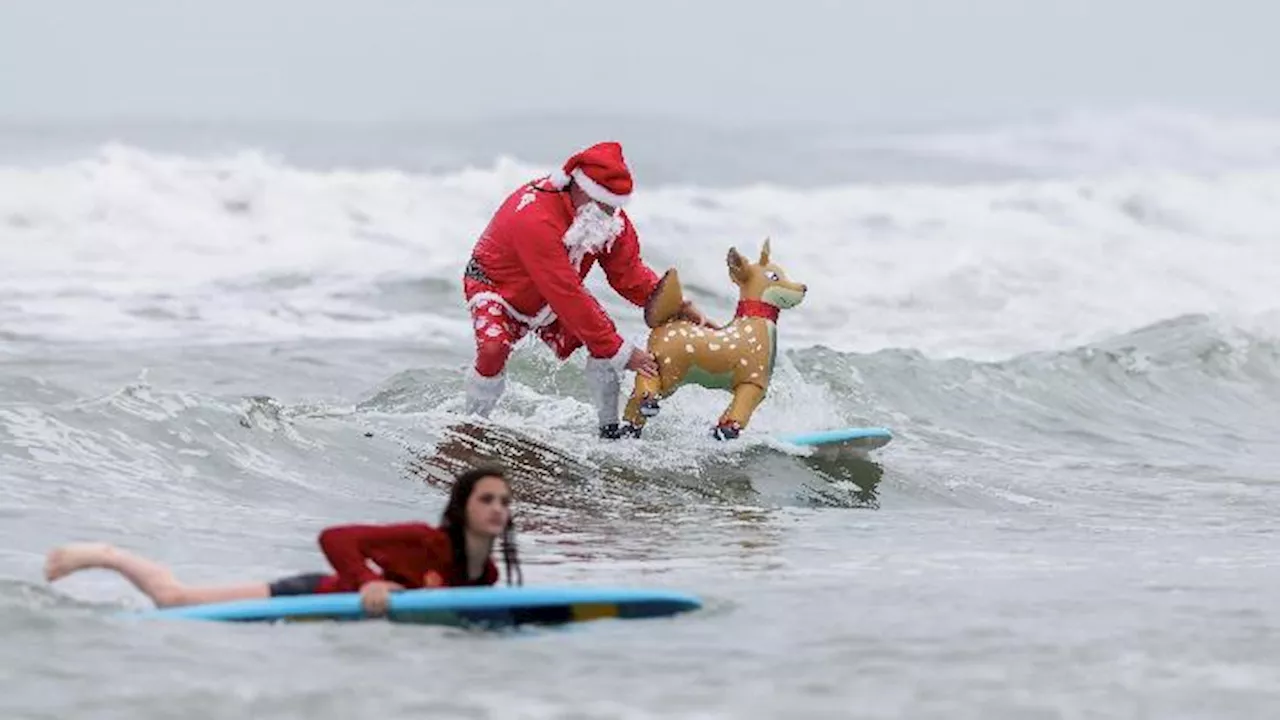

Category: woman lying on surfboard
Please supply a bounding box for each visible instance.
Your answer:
[43,466,522,616]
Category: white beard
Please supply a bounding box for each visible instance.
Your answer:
[563,203,624,268]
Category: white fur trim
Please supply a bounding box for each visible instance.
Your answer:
[570,168,631,207]
[466,365,506,388]
[601,339,635,374]
[548,167,570,189]
[467,291,556,329]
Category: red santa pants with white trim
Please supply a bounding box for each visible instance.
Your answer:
[470,296,583,377]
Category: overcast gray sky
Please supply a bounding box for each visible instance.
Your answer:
[1,0,1276,126]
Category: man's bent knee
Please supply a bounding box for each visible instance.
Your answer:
[538,327,583,361]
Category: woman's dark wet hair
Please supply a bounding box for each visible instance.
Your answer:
[439,465,523,587]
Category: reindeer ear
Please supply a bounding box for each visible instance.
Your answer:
[759,237,772,266]
[727,247,749,284]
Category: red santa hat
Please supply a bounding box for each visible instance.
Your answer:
[547,141,633,208]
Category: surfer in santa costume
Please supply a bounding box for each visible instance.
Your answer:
[462,141,715,437]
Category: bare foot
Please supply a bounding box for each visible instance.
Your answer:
[44,542,116,582]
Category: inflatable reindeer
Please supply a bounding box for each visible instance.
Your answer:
[618,239,807,440]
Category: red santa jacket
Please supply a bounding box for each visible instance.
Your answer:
[464,178,660,365]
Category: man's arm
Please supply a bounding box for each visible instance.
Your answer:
[511,220,634,370]
[601,219,719,328]
[598,222,661,308]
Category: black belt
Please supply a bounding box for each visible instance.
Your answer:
[464,257,494,285]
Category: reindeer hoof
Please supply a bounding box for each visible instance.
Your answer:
[639,396,661,418]
[600,423,643,440]
[711,422,741,441]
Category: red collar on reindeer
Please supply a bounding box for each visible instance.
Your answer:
[734,299,780,322]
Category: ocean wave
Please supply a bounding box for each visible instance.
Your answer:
[1,135,1278,361]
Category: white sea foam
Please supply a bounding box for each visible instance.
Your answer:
[3,113,1280,360]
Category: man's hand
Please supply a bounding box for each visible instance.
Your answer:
[359,580,404,616]
[625,347,660,377]
[679,301,719,329]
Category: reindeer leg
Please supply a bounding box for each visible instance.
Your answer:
[618,373,664,438]
[712,383,766,440]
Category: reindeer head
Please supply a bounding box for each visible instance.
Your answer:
[726,239,807,309]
